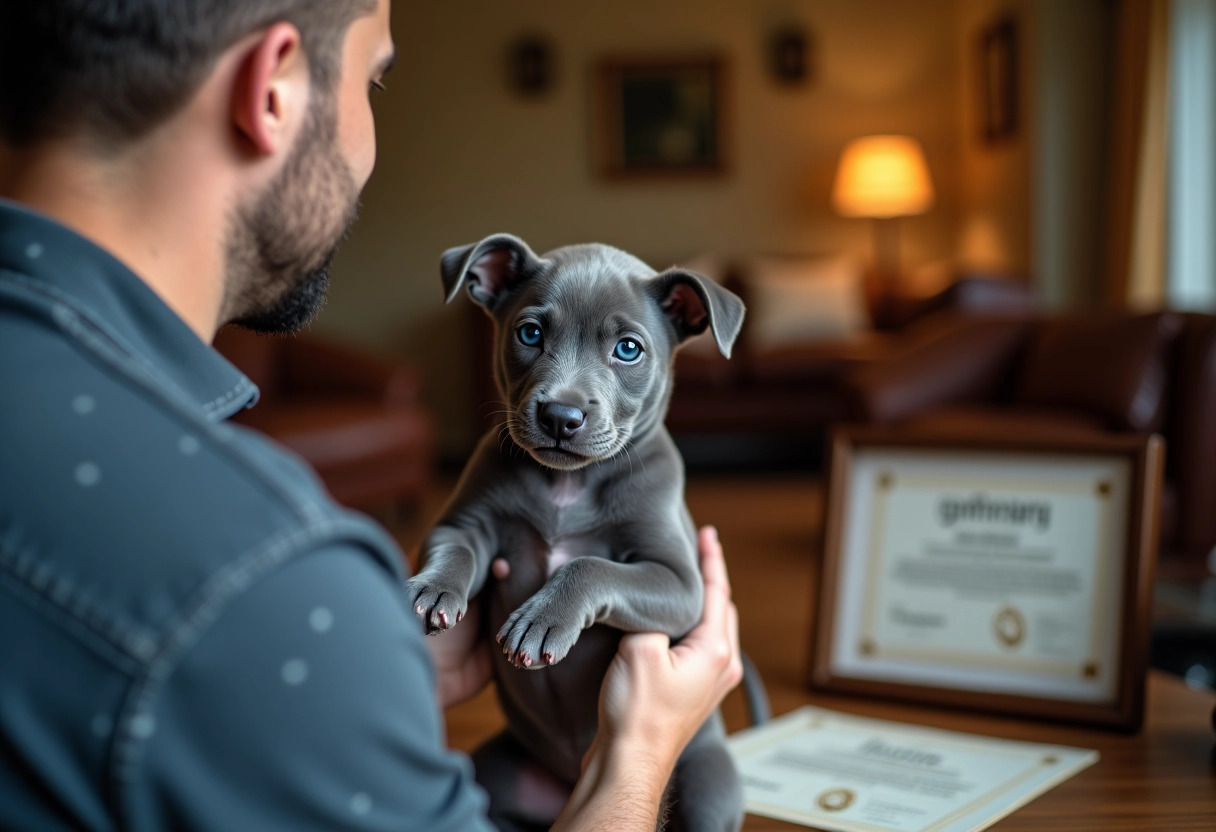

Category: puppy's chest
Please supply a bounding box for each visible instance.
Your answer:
[515,473,614,577]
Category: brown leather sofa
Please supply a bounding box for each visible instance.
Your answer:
[213,328,434,512]
[665,276,1036,437]
[843,309,1216,570]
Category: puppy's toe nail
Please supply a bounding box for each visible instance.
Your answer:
[522,655,532,667]
[456,611,463,623]
[415,605,425,615]
[495,634,504,644]
[543,652,554,664]
[438,611,448,627]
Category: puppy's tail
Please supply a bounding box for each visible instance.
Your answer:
[740,653,771,725]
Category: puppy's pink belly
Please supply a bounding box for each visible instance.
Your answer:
[545,545,572,577]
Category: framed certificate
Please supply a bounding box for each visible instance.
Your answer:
[809,427,1163,731]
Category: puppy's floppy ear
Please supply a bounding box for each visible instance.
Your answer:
[440,233,545,310]
[653,269,746,359]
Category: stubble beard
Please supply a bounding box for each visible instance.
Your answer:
[223,93,360,334]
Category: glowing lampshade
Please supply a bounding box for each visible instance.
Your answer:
[831,135,935,219]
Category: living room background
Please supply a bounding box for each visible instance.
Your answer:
[321,0,1111,457]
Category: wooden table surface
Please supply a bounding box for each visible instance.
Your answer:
[436,475,1216,831]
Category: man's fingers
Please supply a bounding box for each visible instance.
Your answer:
[725,602,743,685]
[697,525,731,600]
[619,631,674,666]
[668,525,734,662]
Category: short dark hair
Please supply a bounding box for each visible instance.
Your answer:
[0,0,375,150]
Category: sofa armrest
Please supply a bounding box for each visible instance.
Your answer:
[1168,314,1216,556]
[280,336,422,406]
[843,315,1029,423]
[877,276,1038,332]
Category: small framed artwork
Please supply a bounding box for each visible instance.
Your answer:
[979,15,1018,143]
[593,55,728,179]
[508,35,555,97]
[768,27,812,85]
[809,426,1163,731]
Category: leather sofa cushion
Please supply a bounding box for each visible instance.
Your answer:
[746,334,897,383]
[906,405,1107,439]
[1015,312,1181,431]
[674,350,737,388]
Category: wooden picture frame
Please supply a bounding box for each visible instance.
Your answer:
[508,35,555,97]
[979,15,1018,143]
[592,55,728,180]
[768,27,812,85]
[809,426,1163,732]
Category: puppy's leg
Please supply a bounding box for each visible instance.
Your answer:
[407,432,510,634]
[472,730,571,832]
[408,524,491,634]
[666,714,743,832]
[497,525,703,668]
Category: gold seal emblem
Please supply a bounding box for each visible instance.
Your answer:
[815,788,856,812]
[993,606,1025,648]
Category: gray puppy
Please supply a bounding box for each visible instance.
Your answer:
[408,233,745,832]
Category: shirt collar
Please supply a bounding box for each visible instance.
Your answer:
[0,199,258,421]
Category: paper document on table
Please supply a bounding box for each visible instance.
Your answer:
[727,707,1097,832]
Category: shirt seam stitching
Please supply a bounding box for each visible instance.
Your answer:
[1,275,318,523]
[0,572,146,675]
[0,271,254,420]
[107,516,404,822]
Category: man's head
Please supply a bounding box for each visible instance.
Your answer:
[0,0,395,333]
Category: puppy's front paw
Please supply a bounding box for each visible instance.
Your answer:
[405,576,468,635]
[496,592,585,669]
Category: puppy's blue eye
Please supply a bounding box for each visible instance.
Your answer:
[517,323,543,347]
[613,338,643,363]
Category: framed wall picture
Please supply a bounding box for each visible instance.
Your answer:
[809,427,1163,731]
[768,27,812,85]
[979,15,1018,143]
[508,35,556,97]
[592,55,728,179]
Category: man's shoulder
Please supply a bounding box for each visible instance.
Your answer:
[0,291,404,671]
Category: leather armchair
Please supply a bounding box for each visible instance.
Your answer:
[213,327,434,512]
[843,309,1216,570]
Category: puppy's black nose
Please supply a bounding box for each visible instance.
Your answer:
[538,402,586,440]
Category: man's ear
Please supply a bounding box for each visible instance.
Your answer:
[232,23,308,156]
[653,269,746,359]
[440,234,546,310]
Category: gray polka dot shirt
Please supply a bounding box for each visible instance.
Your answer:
[0,200,494,831]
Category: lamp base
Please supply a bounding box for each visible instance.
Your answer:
[871,217,902,281]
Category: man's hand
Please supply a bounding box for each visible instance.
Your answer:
[553,526,743,832]
[594,525,743,770]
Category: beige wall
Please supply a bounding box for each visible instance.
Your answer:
[952,0,1115,307]
[322,0,965,455]
[1032,0,1113,309]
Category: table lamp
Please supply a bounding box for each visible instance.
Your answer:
[831,134,934,279]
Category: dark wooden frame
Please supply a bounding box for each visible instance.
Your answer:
[592,55,728,180]
[979,15,1018,143]
[809,426,1163,732]
[768,27,812,85]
